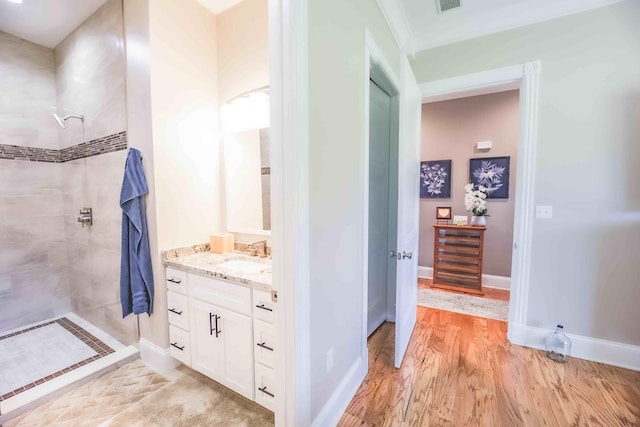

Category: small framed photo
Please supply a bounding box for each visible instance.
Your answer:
[436,207,452,220]
[420,160,452,198]
[453,215,468,226]
[469,156,510,199]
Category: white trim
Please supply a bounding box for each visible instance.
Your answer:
[509,324,640,372]
[420,64,524,102]
[420,61,541,345]
[413,0,627,53]
[310,357,366,427]
[139,338,180,375]
[418,266,511,290]
[374,0,415,56]
[270,0,310,425]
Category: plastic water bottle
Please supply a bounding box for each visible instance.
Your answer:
[545,324,572,363]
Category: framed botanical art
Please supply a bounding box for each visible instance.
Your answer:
[469,156,510,199]
[420,160,451,199]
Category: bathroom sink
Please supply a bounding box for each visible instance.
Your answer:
[217,260,269,274]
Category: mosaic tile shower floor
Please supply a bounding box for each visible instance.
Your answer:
[0,316,117,401]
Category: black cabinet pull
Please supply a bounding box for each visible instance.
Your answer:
[255,304,273,312]
[209,313,215,336]
[168,308,183,315]
[167,278,182,284]
[257,342,274,352]
[170,342,184,351]
[215,315,221,338]
[258,386,274,398]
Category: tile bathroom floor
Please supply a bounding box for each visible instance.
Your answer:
[5,360,274,427]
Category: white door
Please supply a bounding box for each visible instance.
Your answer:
[394,59,421,368]
[190,299,224,379]
[368,79,393,336]
[218,306,254,399]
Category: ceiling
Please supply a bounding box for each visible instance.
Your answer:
[377,0,626,54]
[196,0,244,15]
[0,0,108,48]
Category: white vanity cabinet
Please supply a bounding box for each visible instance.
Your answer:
[165,266,275,410]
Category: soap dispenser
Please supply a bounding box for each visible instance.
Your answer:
[545,324,572,363]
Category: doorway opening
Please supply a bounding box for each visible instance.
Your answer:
[417,89,520,322]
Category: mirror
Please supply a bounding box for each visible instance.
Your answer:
[224,128,271,235]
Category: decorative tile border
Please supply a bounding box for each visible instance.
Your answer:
[0,131,127,163]
[0,317,115,401]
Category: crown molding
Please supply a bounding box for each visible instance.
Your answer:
[375,0,415,56]
[412,0,628,53]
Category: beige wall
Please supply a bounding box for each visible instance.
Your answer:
[411,0,640,346]
[419,91,519,277]
[0,31,58,149]
[55,0,127,148]
[216,0,268,104]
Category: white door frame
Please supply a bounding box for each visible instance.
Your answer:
[268,0,310,425]
[362,30,402,374]
[419,62,541,341]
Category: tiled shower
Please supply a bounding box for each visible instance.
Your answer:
[0,0,137,413]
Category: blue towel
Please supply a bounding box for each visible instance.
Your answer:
[120,148,154,317]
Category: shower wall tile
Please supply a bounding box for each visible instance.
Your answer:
[0,31,59,150]
[54,0,127,149]
[0,161,70,333]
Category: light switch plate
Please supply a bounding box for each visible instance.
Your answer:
[536,205,553,219]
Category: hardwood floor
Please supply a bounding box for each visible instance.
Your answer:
[338,307,640,426]
[418,277,510,302]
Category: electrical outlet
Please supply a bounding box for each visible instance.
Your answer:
[536,205,553,219]
[326,348,334,372]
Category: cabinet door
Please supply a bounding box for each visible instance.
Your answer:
[190,299,224,380]
[218,306,254,400]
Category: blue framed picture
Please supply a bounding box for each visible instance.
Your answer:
[469,156,510,199]
[420,160,451,199]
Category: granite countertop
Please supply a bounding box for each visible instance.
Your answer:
[162,244,271,291]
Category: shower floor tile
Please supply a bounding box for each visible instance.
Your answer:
[0,317,115,400]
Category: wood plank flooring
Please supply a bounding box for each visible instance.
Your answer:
[338,307,640,426]
[419,277,510,302]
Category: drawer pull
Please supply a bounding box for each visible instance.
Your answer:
[255,304,273,312]
[257,342,274,352]
[167,278,182,284]
[170,342,185,351]
[168,308,183,315]
[258,386,274,398]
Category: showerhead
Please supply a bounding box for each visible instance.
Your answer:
[52,113,84,129]
[53,113,66,128]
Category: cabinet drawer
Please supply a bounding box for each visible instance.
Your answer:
[169,325,191,367]
[253,289,275,323]
[189,273,251,316]
[167,291,189,330]
[254,363,275,412]
[166,267,188,294]
[254,319,276,368]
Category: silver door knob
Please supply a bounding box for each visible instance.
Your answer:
[401,251,413,260]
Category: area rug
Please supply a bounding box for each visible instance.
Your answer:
[417,288,509,321]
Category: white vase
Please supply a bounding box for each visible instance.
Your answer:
[471,215,487,227]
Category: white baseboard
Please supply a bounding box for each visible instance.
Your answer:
[311,356,365,427]
[139,338,180,375]
[509,323,640,372]
[418,266,511,290]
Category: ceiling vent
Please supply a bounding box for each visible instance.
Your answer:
[436,0,462,14]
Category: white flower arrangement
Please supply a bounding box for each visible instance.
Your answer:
[464,183,489,216]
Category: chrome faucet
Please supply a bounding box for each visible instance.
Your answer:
[77,208,93,227]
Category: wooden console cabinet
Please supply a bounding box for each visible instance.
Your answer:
[432,224,486,295]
